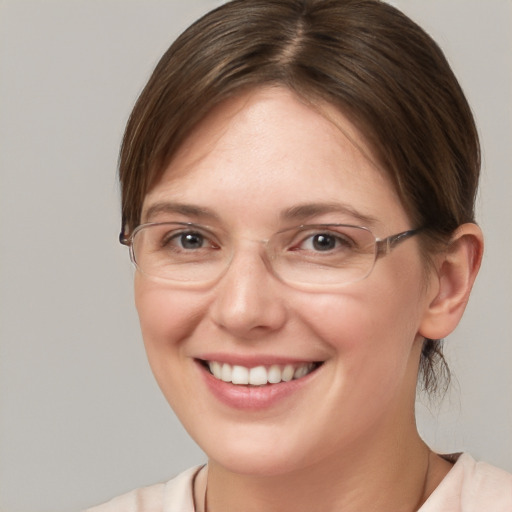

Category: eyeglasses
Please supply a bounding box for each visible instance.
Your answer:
[119,222,421,290]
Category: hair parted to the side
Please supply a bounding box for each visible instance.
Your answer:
[118,0,480,395]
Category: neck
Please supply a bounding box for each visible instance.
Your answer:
[198,427,450,512]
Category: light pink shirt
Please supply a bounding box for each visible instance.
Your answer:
[85,454,512,511]
[419,453,512,511]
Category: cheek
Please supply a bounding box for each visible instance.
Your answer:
[298,269,426,382]
[302,286,421,350]
[134,276,206,372]
[134,276,218,421]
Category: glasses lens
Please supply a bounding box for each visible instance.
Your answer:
[132,223,226,283]
[271,225,377,287]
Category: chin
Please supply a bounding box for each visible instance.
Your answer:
[192,424,325,477]
[210,450,308,477]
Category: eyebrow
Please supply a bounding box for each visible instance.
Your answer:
[143,202,220,223]
[280,202,379,227]
[143,201,379,227]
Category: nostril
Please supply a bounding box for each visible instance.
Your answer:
[209,263,288,337]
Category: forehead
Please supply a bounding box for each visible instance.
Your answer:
[142,87,407,231]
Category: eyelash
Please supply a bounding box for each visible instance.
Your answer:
[161,230,218,251]
[159,229,356,254]
[290,231,356,252]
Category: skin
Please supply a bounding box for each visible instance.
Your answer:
[134,87,482,512]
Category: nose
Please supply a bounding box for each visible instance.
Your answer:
[209,245,287,339]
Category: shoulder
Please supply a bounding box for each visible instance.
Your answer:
[420,453,512,511]
[83,465,203,512]
[460,454,512,509]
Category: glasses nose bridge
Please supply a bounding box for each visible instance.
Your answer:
[224,234,277,276]
[237,234,272,249]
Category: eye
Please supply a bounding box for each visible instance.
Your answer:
[175,232,207,250]
[308,233,337,251]
[297,231,354,252]
[163,230,215,250]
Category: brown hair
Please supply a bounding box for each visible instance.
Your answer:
[118,0,480,394]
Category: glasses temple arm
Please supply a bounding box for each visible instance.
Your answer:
[375,227,423,256]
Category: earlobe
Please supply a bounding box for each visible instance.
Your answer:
[419,223,484,340]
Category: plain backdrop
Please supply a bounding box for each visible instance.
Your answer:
[0,1,511,511]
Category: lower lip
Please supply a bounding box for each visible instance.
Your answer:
[197,361,320,411]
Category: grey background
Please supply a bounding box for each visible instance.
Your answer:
[0,1,510,511]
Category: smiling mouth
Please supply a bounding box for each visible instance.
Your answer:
[200,360,322,386]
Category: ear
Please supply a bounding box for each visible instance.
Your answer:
[419,223,484,340]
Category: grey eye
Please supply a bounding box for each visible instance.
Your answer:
[177,232,206,249]
[298,232,353,252]
[311,234,337,251]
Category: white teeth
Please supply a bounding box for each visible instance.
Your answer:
[206,361,317,385]
[281,364,295,382]
[232,365,249,384]
[221,363,232,382]
[294,365,309,379]
[267,364,282,384]
[209,361,222,379]
[249,366,268,386]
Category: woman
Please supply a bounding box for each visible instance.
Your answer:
[87,0,512,510]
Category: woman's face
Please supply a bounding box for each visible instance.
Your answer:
[135,87,434,476]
